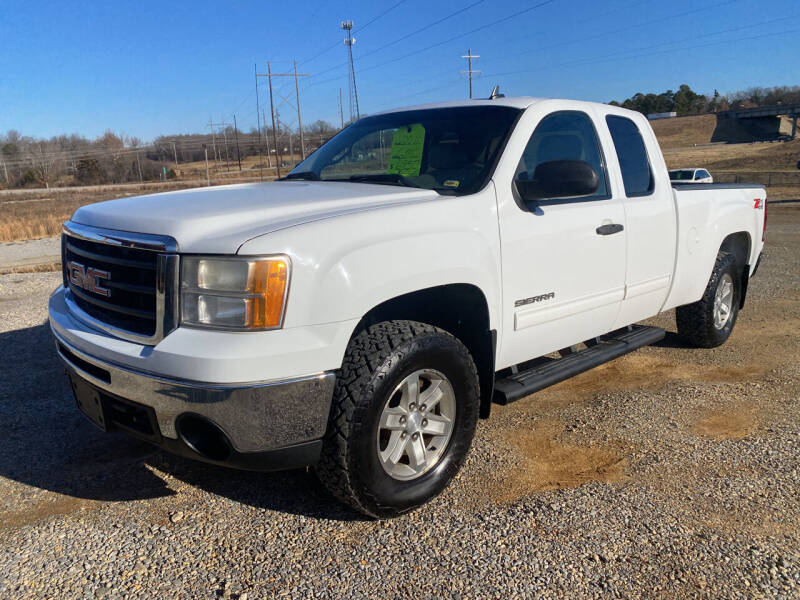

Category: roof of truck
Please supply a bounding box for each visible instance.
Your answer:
[371,96,546,115]
[371,96,637,116]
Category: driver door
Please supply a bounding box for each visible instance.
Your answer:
[496,109,627,368]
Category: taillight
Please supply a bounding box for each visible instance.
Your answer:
[763,198,768,242]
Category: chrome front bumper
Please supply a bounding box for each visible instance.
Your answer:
[53,329,336,468]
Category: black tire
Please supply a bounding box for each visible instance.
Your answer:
[315,320,480,518]
[676,251,740,348]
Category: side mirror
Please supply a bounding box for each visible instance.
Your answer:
[516,160,600,202]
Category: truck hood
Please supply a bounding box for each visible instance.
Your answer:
[71,181,438,254]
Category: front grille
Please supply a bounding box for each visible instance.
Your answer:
[61,223,178,343]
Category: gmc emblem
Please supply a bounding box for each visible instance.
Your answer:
[67,261,111,297]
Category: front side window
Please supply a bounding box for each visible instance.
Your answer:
[606,115,654,196]
[286,106,521,196]
[516,110,608,200]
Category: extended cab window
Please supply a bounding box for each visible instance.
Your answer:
[516,111,608,200]
[606,115,654,196]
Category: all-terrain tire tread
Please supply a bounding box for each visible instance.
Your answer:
[675,251,738,348]
[315,320,478,517]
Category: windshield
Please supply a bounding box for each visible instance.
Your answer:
[286,106,522,195]
[669,169,696,181]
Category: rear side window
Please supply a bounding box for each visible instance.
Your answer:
[606,115,654,196]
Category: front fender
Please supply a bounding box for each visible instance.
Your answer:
[237,184,503,335]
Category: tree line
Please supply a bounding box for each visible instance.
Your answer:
[0,119,339,189]
[609,84,800,116]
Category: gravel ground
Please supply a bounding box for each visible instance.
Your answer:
[1,206,798,599]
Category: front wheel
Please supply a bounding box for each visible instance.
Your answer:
[315,320,480,518]
[676,251,740,348]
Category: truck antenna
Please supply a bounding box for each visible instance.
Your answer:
[489,85,504,100]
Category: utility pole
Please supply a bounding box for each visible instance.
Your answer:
[341,21,360,121]
[267,61,282,177]
[171,141,178,167]
[135,151,143,182]
[203,145,210,186]
[263,110,272,168]
[208,118,219,166]
[255,63,264,180]
[233,114,242,171]
[256,61,309,174]
[339,88,345,128]
[461,49,481,99]
[293,60,306,160]
[221,118,230,172]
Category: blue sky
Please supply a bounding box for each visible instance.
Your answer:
[1,0,798,140]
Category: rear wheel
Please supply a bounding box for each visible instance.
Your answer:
[315,320,480,518]
[676,251,740,348]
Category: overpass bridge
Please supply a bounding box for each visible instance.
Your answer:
[719,103,800,138]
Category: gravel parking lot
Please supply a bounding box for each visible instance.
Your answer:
[1,205,798,599]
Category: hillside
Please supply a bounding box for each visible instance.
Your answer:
[649,114,784,149]
[663,139,800,172]
[650,114,718,148]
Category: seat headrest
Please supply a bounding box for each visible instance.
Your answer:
[536,134,583,163]
[428,143,469,170]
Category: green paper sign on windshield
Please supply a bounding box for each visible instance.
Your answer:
[387,124,425,177]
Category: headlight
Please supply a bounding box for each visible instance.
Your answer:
[180,256,290,330]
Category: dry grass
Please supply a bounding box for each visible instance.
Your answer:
[0,193,112,242]
[0,261,61,275]
[663,138,800,172]
[651,114,720,148]
[0,183,208,242]
[175,152,298,180]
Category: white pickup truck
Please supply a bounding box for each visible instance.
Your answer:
[50,97,767,517]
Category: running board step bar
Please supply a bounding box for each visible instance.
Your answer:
[493,325,665,405]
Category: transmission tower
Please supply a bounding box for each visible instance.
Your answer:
[341,20,360,122]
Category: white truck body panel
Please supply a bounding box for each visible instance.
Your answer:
[71,181,439,254]
[51,96,767,437]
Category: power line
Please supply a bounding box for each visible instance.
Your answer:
[478,0,742,68]
[305,0,557,88]
[355,0,410,32]
[304,0,488,83]
[485,24,800,80]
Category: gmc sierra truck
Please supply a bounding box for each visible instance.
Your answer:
[49,97,767,517]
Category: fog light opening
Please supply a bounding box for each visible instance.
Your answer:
[176,414,232,462]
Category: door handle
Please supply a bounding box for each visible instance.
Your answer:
[596,223,624,236]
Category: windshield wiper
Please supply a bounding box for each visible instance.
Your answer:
[345,173,419,188]
[282,171,320,181]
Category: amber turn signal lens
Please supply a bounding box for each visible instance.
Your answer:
[246,259,289,328]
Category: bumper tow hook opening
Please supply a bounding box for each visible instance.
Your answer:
[176,414,232,462]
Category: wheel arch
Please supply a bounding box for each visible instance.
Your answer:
[719,231,751,308]
[351,284,496,419]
